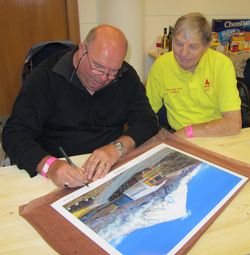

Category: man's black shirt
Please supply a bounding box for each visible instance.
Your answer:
[2,49,159,176]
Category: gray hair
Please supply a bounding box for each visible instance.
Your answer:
[173,12,212,45]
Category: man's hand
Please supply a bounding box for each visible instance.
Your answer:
[83,143,121,182]
[46,159,89,188]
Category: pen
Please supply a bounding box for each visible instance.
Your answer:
[58,146,89,187]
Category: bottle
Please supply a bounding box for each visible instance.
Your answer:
[161,27,169,52]
[156,35,163,56]
[168,26,173,51]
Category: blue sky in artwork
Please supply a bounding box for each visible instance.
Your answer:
[111,163,242,255]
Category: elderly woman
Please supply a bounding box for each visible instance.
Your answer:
[146,12,242,138]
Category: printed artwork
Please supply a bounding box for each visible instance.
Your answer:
[52,144,247,255]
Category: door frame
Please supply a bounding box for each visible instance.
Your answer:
[66,0,81,43]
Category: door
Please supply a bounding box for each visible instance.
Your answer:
[0,0,80,115]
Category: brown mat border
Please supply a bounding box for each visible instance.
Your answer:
[19,130,250,255]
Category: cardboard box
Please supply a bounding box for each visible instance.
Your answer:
[212,19,250,46]
[230,32,250,52]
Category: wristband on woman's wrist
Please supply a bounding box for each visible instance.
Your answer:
[185,125,193,138]
[41,156,58,178]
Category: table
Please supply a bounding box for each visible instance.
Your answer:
[1,130,250,255]
[187,128,250,255]
[0,154,89,255]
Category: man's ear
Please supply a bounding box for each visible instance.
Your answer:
[79,43,87,56]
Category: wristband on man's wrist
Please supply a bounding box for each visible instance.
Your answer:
[185,125,193,138]
[41,156,58,178]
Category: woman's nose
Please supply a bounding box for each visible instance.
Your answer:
[181,45,189,57]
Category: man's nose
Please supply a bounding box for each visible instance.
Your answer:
[99,73,109,81]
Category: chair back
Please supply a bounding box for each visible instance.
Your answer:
[237,79,250,128]
[243,58,250,86]
[157,104,175,132]
[22,40,76,82]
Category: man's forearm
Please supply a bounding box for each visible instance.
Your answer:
[175,110,242,138]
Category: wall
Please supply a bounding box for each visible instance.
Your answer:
[97,0,145,81]
[77,0,145,79]
[78,0,250,81]
[78,0,97,40]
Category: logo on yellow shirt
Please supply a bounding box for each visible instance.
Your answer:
[204,79,211,90]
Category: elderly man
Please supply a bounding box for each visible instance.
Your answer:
[146,12,241,138]
[2,25,159,188]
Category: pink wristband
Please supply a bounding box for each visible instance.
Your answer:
[41,156,58,177]
[185,125,193,138]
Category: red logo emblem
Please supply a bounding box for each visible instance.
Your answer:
[204,79,210,89]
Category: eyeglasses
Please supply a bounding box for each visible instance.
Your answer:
[85,45,120,80]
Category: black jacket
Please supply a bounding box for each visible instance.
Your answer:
[2,49,159,176]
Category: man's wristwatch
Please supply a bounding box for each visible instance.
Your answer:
[111,140,126,156]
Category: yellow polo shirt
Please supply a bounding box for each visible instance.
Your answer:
[146,48,241,130]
